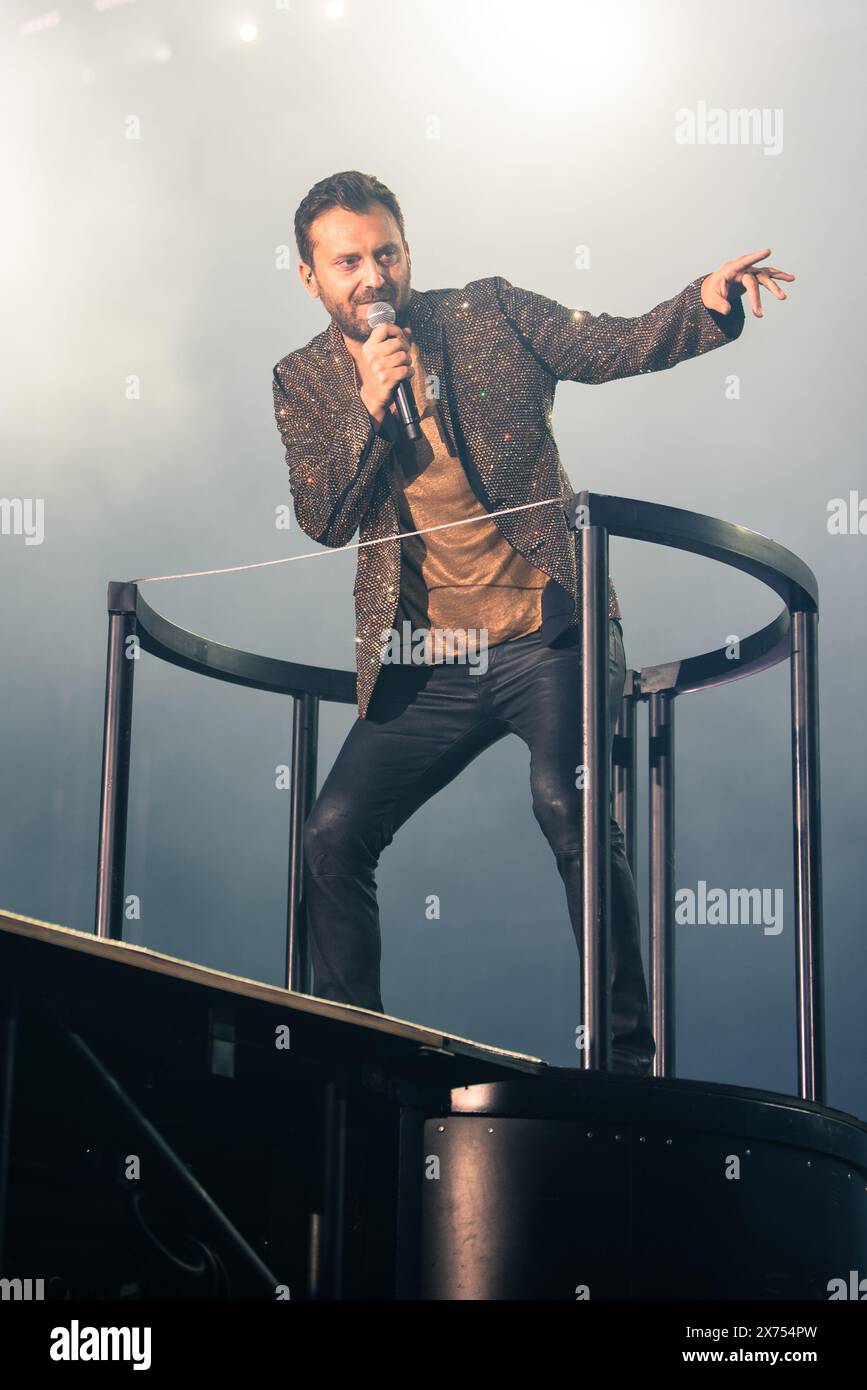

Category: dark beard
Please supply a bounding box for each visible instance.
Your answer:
[331,292,409,342]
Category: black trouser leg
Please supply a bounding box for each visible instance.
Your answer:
[485,622,654,1058]
[301,621,655,1061]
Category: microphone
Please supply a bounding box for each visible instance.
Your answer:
[365,300,421,442]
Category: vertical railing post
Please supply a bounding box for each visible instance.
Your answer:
[95,582,138,940]
[286,692,319,992]
[577,497,612,1072]
[790,609,826,1104]
[613,668,638,878]
[648,691,676,1077]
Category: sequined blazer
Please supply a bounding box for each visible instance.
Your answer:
[272,273,744,718]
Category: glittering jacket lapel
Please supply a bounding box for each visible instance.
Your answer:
[273,274,744,719]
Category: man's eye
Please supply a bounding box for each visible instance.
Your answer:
[337,251,396,267]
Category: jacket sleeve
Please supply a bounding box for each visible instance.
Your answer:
[272,359,396,547]
[488,273,745,384]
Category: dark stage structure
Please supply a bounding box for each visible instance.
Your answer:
[2,494,863,1300]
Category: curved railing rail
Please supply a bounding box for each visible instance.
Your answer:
[94,492,824,1102]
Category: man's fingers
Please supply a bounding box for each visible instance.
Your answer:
[729,247,772,271]
[367,322,401,346]
[754,266,795,282]
[706,274,731,312]
[755,272,787,300]
[370,321,411,340]
[366,327,413,361]
[705,255,794,318]
[378,337,411,358]
[741,271,763,316]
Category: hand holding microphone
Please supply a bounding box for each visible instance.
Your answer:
[359,301,421,441]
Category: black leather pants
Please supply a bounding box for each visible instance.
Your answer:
[301,619,656,1060]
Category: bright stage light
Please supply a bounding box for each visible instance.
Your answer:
[442,0,641,116]
[18,10,61,36]
[239,24,258,43]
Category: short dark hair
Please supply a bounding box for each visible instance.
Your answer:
[294,170,407,272]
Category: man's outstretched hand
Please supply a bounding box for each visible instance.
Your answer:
[701,248,795,317]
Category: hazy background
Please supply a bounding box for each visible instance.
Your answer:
[2,0,865,1117]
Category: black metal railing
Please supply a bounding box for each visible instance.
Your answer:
[94,491,824,1101]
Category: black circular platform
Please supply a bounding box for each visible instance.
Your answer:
[419,1072,867,1300]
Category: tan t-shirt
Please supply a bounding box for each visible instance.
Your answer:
[372,337,549,661]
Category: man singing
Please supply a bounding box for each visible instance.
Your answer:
[271,169,793,1074]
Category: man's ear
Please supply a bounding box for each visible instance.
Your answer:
[299,262,318,297]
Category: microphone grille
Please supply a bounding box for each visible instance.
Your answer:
[366,300,396,329]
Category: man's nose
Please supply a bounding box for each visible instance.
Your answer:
[360,258,386,286]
